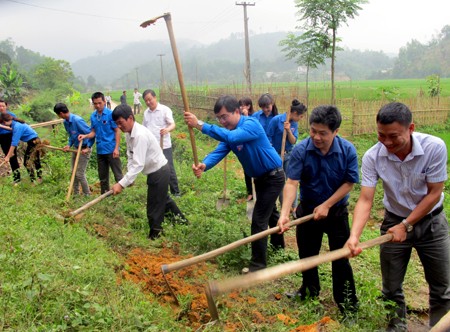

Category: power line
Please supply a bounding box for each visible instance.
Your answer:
[4,0,137,22]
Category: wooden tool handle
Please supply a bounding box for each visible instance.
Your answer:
[66,143,83,201]
[43,145,78,153]
[209,233,393,296]
[223,156,227,198]
[69,190,113,217]
[430,310,450,332]
[280,111,291,163]
[161,214,314,274]
[160,134,164,149]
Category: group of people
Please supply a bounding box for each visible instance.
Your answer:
[0,99,42,184]
[1,90,448,330]
[119,88,143,115]
[184,95,450,331]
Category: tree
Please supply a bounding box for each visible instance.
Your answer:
[280,30,331,106]
[293,0,367,104]
[32,57,74,91]
[0,64,25,104]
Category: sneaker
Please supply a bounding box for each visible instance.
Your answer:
[241,267,250,274]
[173,192,182,197]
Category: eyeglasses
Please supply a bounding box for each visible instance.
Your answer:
[216,113,231,123]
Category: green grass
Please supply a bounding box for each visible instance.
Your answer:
[2,89,448,331]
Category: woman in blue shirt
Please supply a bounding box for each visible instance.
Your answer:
[252,93,278,134]
[0,99,21,183]
[1,113,42,183]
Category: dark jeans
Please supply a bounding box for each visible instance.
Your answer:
[250,169,285,271]
[147,163,184,234]
[23,138,42,181]
[97,153,123,194]
[162,148,180,195]
[0,133,20,182]
[381,209,450,327]
[244,173,252,196]
[296,204,358,313]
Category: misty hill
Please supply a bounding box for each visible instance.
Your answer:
[71,32,396,89]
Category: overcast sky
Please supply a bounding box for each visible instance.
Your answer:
[1,0,448,63]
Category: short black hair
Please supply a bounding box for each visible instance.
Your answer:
[53,103,69,114]
[213,95,240,114]
[91,92,105,101]
[376,102,412,127]
[309,105,342,132]
[112,104,134,121]
[142,89,156,99]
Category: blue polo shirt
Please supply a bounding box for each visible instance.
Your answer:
[0,111,16,135]
[252,110,275,134]
[267,113,299,154]
[201,116,282,178]
[90,107,117,155]
[10,121,38,146]
[287,136,359,209]
[64,113,93,148]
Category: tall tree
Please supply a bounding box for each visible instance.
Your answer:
[280,30,331,106]
[293,0,367,104]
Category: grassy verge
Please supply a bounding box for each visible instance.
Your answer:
[1,100,448,331]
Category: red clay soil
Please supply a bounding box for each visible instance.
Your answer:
[119,247,212,328]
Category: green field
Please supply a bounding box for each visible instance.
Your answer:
[1,80,449,331]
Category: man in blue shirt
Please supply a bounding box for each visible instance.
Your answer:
[0,99,21,183]
[54,103,93,196]
[184,95,285,273]
[79,92,123,194]
[278,105,359,315]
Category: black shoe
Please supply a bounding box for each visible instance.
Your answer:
[285,289,306,300]
[386,317,407,332]
[149,229,162,240]
[285,287,318,300]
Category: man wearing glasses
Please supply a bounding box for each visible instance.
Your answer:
[184,95,284,273]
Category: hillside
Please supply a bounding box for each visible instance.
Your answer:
[70,32,395,89]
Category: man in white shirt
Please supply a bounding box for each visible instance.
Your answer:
[142,89,181,196]
[111,104,187,240]
[133,88,142,115]
[346,102,450,331]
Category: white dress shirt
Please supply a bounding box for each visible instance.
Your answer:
[118,122,167,188]
[142,103,175,149]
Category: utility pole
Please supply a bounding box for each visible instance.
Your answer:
[157,54,165,88]
[236,1,255,95]
[135,67,140,89]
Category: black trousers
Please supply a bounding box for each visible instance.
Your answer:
[250,169,285,270]
[296,204,358,312]
[97,153,123,194]
[146,163,184,234]
[162,148,180,195]
[244,173,252,196]
[0,133,20,182]
[23,138,42,181]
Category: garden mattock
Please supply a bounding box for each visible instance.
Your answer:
[160,213,314,304]
[205,233,394,322]
[141,13,199,169]
[66,143,83,201]
[63,190,114,221]
[40,144,78,153]
[280,109,291,165]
